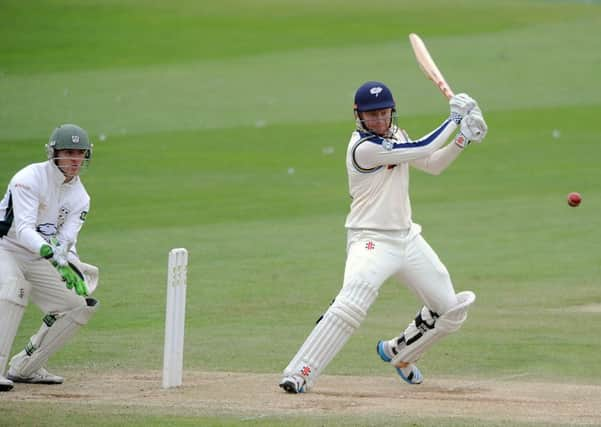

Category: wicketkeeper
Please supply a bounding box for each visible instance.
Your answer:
[279,81,487,393]
[0,124,99,392]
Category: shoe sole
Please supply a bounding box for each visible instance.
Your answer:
[7,375,63,385]
[377,341,423,385]
[0,383,14,392]
[279,380,303,394]
[395,366,423,385]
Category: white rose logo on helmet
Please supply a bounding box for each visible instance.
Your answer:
[370,86,383,97]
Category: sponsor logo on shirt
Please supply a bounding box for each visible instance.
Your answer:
[37,223,57,237]
[13,183,31,190]
[300,366,311,377]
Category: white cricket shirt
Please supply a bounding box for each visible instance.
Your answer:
[0,160,90,255]
[345,119,461,231]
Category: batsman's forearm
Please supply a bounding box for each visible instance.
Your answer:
[411,141,462,175]
[372,119,457,165]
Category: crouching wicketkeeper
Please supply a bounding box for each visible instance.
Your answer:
[0,124,99,392]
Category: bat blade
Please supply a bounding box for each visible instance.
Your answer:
[409,33,454,100]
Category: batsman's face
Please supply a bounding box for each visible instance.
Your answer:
[361,108,392,136]
[55,149,88,181]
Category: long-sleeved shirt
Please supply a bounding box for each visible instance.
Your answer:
[0,160,90,255]
[344,119,461,231]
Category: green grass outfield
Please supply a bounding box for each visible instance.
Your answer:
[1,0,601,425]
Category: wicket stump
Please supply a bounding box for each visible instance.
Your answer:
[162,248,188,388]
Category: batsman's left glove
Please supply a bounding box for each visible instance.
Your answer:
[455,107,488,148]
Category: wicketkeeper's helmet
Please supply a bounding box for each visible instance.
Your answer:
[353,81,396,112]
[46,124,93,161]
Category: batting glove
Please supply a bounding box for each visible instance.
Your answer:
[449,93,477,124]
[454,108,488,148]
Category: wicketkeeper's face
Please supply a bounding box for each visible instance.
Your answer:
[54,149,88,179]
[360,108,393,136]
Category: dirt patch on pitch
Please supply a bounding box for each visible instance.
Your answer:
[2,370,601,425]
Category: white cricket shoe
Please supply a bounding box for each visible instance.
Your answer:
[279,375,306,394]
[7,366,64,385]
[0,374,14,391]
[377,340,423,385]
[394,363,423,385]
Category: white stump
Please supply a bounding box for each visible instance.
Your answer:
[162,248,188,388]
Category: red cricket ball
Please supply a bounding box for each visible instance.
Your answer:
[567,192,582,207]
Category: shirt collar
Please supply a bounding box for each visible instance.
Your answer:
[48,160,79,186]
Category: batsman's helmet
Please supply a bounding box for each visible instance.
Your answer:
[353,81,395,112]
[46,124,93,161]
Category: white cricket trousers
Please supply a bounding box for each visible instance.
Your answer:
[0,245,85,313]
[0,244,87,374]
[345,227,458,316]
[283,225,458,388]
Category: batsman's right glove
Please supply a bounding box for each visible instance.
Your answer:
[40,240,89,296]
[449,93,477,124]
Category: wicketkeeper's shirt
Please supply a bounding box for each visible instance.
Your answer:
[0,161,90,254]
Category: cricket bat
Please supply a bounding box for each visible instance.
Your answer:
[408,33,454,100]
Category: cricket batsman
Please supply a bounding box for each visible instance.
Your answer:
[0,124,99,391]
[279,81,487,393]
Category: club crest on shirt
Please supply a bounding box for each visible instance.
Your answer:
[382,140,393,151]
[37,223,57,237]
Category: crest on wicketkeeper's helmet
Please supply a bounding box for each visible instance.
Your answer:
[46,123,93,165]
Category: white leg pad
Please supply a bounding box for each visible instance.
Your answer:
[0,278,29,375]
[284,279,378,389]
[390,291,475,365]
[9,298,99,377]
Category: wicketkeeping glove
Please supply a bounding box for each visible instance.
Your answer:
[60,264,89,296]
[40,242,89,296]
[40,238,69,266]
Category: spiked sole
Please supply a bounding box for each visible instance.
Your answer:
[7,375,63,385]
[279,380,300,393]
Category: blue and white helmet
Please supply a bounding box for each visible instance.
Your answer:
[353,81,395,112]
[353,81,397,134]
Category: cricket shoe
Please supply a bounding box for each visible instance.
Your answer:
[7,366,64,385]
[0,375,14,391]
[279,375,306,394]
[377,340,423,385]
